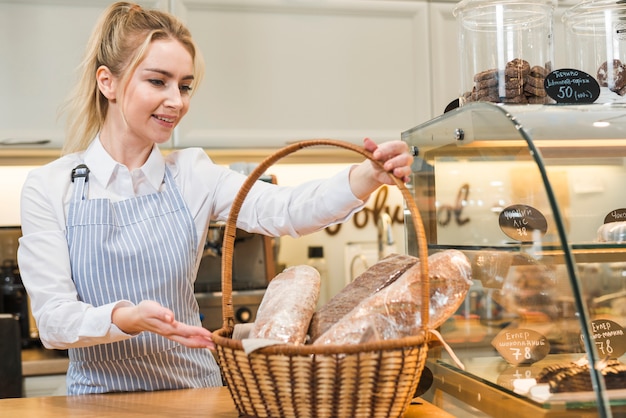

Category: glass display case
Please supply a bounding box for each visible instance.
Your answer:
[402,102,626,417]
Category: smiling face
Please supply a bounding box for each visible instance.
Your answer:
[99,38,195,149]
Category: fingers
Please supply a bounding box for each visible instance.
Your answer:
[165,320,215,349]
[363,138,413,183]
[171,334,215,349]
[131,301,214,348]
[362,137,378,152]
[372,141,409,162]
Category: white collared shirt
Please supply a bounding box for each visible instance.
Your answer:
[18,137,364,349]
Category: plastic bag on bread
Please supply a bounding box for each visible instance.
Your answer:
[248,265,320,344]
[308,253,419,342]
[313,249,472,345]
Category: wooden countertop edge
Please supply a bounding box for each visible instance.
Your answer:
[0,386,455,417]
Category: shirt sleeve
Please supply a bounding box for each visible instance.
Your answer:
[172,148,366,238]
[18,165,134,349]
[234,166,365,236]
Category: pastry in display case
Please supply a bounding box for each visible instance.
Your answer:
[402,102,626,417]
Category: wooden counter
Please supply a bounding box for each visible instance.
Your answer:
[21,348,69,377]
[0,386,454,417]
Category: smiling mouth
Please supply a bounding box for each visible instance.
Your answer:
[154,115,175,123]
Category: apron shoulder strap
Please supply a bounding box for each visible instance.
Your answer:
[71,164,90,202]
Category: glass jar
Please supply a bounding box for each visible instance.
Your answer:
[454,0,556,105]
[563,0,626,103]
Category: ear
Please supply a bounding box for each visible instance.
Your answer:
[96,65,117,100]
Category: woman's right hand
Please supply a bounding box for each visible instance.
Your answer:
[112,300,214,349]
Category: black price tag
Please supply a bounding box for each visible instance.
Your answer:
[544,68,600,104]
[604,208,626,224]
[580,319,626,358]
[498,204,548,242]
[492,328,550,365]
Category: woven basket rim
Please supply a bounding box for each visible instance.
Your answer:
[216,138,431,349]
[213,327,429,355]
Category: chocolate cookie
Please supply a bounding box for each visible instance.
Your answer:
[475,89,500,102]
[475,77,498,90]
[525,74,545,89]
[597,59,626,91]
[530,65,549,78]
[474,68,499,82]
[504,76,524,89]
[505,58,531,78]
[524,83,547,97]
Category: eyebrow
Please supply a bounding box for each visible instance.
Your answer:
[144,68,194,81]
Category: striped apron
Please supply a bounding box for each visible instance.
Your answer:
[65,164,222,395]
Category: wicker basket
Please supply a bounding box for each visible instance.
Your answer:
[212,139,430,418]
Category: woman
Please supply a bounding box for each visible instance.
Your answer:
[17,2,413,395]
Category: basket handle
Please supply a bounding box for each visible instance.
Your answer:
[220,139,430,333]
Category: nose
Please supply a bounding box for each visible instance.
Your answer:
[164,85,184,109]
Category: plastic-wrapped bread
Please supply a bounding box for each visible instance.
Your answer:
[313,250,472,346]
[597,221,626,243]
[308,253,419,342]
[248,265,320,344]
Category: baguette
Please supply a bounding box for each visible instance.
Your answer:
[248,265,320,344]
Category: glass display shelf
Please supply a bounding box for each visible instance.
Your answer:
[403,102,626,417]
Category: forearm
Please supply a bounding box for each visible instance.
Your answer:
[235,168,366,237]
[19,231,133,349]
[37,300,133,350]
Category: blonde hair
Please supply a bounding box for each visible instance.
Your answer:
[61,2,204,155]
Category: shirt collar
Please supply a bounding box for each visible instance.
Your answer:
[83,135,165,191]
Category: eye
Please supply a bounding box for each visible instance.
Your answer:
[149,79,165,87]
[180,85,193,94]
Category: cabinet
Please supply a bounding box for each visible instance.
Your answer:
[172,0,431,149]
[0,0,166,150]
[403,102,626,417]
[0,0,436,152]
[428,1,460,117]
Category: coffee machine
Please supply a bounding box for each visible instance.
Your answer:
[0,227,36,348]
[0,259,31,347]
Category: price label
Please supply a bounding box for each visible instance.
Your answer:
[544,68,600,104]
[492,328,550,366]
[580,319,626,358]
[498,204,548,242]
[604,208,626,224]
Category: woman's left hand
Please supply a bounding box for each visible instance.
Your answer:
[349,137,413,199]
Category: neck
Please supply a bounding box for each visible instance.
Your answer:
[99,127,153,171]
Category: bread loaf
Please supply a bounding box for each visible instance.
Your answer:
[308,253,419,342]
[313,250,472,346]
[248,265,320,344]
